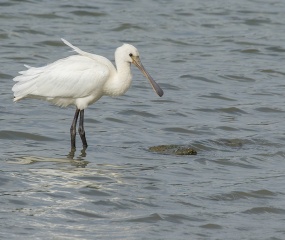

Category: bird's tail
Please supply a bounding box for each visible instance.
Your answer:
[12,65,41,101]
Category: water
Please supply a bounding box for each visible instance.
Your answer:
[1,0,285,239]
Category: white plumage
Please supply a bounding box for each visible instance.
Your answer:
[12,39,163,149]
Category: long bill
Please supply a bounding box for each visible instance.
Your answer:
[132,56,164,97]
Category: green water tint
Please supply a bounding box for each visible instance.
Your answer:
[149,145,197,155]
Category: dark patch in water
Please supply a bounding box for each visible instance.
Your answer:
[149,145,197,155]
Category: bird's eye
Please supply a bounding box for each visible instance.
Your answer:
[129,53,133,57]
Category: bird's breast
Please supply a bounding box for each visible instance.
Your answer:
[103,73,132,97]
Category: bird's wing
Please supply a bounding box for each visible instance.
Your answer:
[13,55,111,99]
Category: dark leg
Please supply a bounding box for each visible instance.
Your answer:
[70,108,80,150]
[78,109,88,149]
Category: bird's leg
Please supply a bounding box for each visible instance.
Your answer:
[70,108,80,150]
[78,109,88,149]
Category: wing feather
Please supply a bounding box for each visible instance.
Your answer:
[13,40,113,102]
[34,56,110,98]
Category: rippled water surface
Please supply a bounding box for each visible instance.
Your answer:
[1,0,285,239]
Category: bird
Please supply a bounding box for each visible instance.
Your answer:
[12,38,164,150]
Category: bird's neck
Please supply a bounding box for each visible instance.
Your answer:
[104,61,132,97]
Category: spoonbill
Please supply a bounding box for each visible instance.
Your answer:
[12,39,163,150]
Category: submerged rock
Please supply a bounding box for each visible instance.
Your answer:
[149,145,197,155]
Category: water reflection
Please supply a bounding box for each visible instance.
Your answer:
[67,148,87,161]
[8,152,89,168]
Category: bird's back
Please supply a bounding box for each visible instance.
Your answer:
[13,40,116,108]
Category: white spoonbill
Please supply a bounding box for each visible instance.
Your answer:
[12,39,163,150]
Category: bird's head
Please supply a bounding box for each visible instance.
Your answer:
[115,44,164,97]
[116,43,139,63]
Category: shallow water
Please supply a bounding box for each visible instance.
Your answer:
[1,0,285,239]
